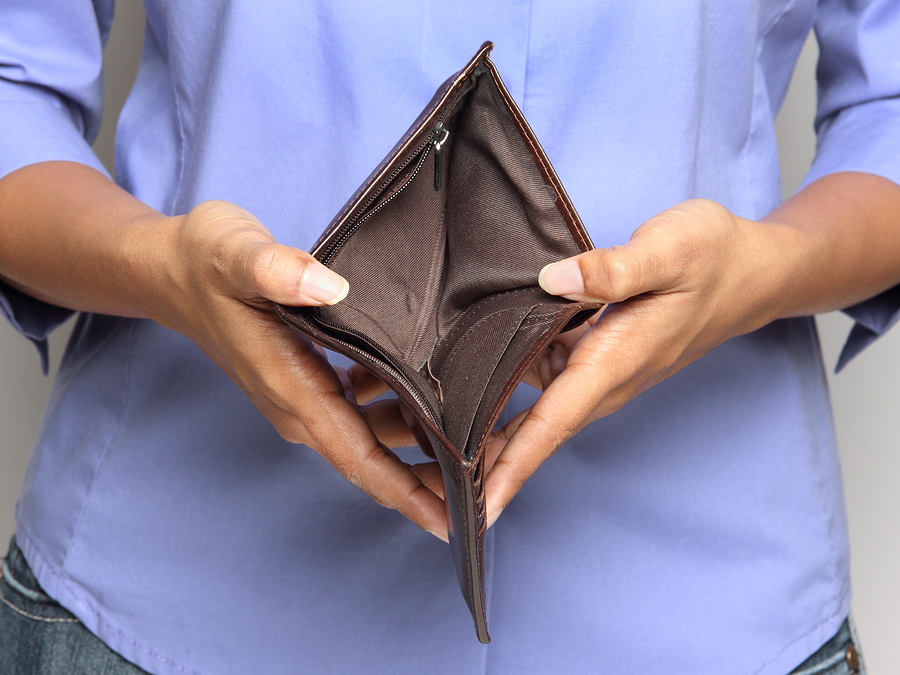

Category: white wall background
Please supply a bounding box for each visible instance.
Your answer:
[1,6,897,672]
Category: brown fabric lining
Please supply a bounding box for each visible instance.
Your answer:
[310,67,584,457]
[277,44,602,643]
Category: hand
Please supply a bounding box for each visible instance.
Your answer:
[483,199,780,527]
[0,163,447,540]
[151,200,448,539]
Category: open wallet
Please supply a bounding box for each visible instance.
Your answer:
[276,42,602,643]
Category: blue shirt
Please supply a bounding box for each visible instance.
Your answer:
[2,1,900,674]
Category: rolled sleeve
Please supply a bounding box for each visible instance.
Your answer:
[0,0,113,370]
[0,282,74,374]
[803,0,900,368]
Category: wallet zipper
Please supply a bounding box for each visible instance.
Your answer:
[343,341,441,429]
[320,123,451,266]
[431,122,449,191]
[313,316,442,429]
[319,144,432,267]
[312,123,454,426]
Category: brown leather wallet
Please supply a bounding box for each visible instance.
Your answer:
[276,42,601,643]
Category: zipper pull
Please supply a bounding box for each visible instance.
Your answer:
[431,122,449,191]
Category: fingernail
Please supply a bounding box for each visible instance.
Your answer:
[486,507,504,530]
[301,264,349,305]
[539,259,584,296]
[429,530,449,544]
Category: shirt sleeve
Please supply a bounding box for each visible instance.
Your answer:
[802,0,900,370]
[0,0,114,372]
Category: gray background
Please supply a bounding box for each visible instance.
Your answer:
[1,4,897,671]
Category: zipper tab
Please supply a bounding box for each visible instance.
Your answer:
[431,122,449,191]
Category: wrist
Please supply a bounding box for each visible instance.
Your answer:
[729,215,812,332]
[111,211,188,326]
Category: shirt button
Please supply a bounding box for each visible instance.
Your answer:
[846,644,860,672]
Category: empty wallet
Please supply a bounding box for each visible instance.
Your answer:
[276,41,602,643]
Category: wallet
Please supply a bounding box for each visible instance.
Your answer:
[276,42,601,643]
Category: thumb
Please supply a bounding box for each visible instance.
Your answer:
[242,241,349,306]
[538,238,678,304]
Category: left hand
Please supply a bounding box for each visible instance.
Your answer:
[482,198,784,527]
[351,171,900,527]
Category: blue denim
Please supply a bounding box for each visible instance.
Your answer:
[0,536,148,675]
[1,535,866,675]
[788,616,866,675]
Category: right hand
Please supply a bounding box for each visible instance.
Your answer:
[151,200,448,539]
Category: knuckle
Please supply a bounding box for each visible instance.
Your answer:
[261,402,311,445]
[344,461,365,491]
[597,247,642,302]
[248,244,311,300]
[245,243,278,291]
[341,441,376,489]
[342,441,392,502]
[524,409,571,456]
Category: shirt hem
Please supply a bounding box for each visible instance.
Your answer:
[13,526,206,675]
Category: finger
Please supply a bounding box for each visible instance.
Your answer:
[347,363,391,404]
[522,315,598,390]
[333,366,359,407]
[489,406,530,444]
[229,321,448,539]
[538,228,684,304]
[483,363,603,528]
[241,240,349,306]
[340,436,449,542]
[485,291,709,526]
[302,395,448,540]
[399,401,436,459]
[532,340,570,390]
[410,462,445,500]
[360,399,417,448]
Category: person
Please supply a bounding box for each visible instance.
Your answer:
[1,1,898,673]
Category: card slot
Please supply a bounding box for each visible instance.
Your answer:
[435,304,534,453]
[461,309,563,459]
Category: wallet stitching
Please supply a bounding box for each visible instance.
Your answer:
[518,314,557,328]
[439,455,477,609]
[438,288,541,355]
[485,65,591,252]
[470,311,576,461]
[437,305,532,381]
[467,314,558,459]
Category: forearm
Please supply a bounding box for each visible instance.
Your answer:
[0,161,172,319]
[755,171,900,322]
[0,159,445,535]
[490,171,900,521]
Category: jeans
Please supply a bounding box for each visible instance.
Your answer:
[788,614,867,675]
[0,536,149,675]
[1,535,866,675]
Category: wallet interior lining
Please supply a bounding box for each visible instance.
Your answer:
[312,67,584,457]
